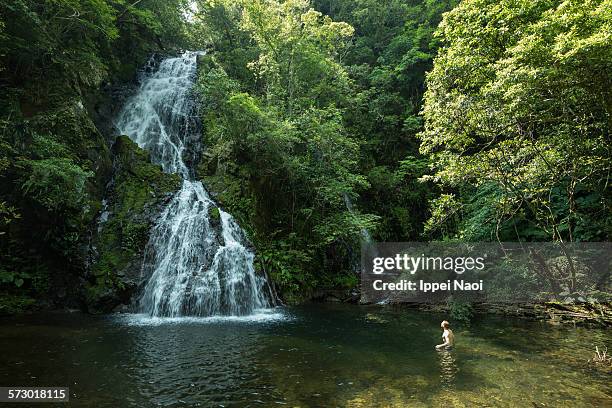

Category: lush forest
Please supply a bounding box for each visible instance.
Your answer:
[0,0,610,313]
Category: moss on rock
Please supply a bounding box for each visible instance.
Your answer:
[0,92,115,313]
[87,136,181,313]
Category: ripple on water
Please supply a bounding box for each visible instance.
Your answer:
[1,304,609,407]
[114,308,291,326]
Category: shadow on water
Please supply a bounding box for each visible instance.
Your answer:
[0,304,610,407]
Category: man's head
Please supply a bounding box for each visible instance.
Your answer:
[440,320,450,329]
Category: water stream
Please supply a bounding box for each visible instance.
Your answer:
[115,52,270,317]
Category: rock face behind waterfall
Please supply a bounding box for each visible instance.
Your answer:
[110,51,271,317]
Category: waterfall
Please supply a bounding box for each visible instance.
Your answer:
[115,51,271,317]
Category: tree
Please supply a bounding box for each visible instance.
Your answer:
[421,0,612,242]
[0,0,189,310]
[195,0,377,299]
[314,0,457,241]
[240,0,354,113]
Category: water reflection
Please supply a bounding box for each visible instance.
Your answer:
[437,349,458,387]
[125,320,272,407]
[0,305,610,407]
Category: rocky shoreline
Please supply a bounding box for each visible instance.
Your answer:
[309,288,612,327]
[406,301,612,327]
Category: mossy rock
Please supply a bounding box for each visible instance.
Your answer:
[88,136,181,313]
[209,206,220,220]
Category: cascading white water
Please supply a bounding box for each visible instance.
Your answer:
[115,51,271,317]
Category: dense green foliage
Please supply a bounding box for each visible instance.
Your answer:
[314,0,458,241]
[421,0,611,242]
[190,0,610,301]
[0,0,188,312]
[194,0,371,299]
[0,0,610,311]
[192,0,456,299]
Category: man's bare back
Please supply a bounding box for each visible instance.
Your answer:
[435,320,454,350]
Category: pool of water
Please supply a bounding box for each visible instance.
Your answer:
[0,304,609,407]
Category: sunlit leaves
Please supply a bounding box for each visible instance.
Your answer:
[194,2,378,295]
[240,0,353,111]
[421,0,612,241]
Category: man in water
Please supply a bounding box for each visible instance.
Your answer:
[435,320,454,350]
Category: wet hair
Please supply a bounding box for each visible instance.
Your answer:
[441,320,450,329]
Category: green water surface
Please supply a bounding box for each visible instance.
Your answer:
[0,304,609,407]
